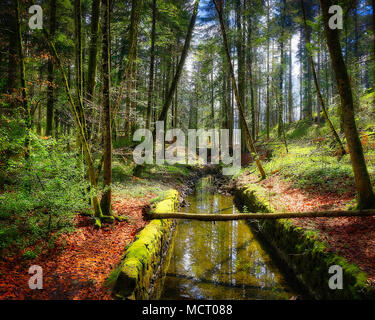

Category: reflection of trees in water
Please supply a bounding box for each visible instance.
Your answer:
[161,178,293,299]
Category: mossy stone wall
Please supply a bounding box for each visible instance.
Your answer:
[234,185,375,300]
[112,190,179,299]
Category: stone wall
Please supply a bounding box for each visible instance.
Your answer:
[112,190,179,299]
[234,185,375,300]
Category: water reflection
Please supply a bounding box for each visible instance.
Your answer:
[160,177,295,300]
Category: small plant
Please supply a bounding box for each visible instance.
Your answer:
[23,250,37,260]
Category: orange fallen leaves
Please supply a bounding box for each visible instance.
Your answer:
[0,195,154,300]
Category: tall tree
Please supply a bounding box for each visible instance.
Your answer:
[86,0,101,137]
[15,0,31,159]
[113,0,141,131]
[146,0,157,130]
[236,0,247,152]
[277,0,286,139]
[266,0,270,139]
[372,0,375,86]
[158,0,200,123]
[300,0,345,156]
[74,0,87,138]
[213,0,266,179]
[100,0,112,216]
[320,0,375,209]
[288,37,293,123]
[46,0,57,137]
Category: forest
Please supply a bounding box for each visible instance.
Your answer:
[1,0,375,301]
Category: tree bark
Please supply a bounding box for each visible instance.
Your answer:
[100,0,112,216]
[146,0,156,130]
[86,0,101,137]
[372,0,375,86]
[113,0,141,131]
[46,0,57,137]
[214,0,266,179]
[301,0,345,156]
[15,0,31,159]
[320,0,375,209]
[266,0,270,139]
[7,4,17,95]
[277,0,286,138]
[74,0,87,138]
[288,37,293,123]
[43,30,103,219]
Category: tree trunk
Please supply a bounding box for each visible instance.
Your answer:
[100,0,112,216]
[301,0,346,156]
[15,0,31,159]
[372,0,375,87]
[74,0,86,138]
[46,0,57,137]
[114,0,141,132]
[214,0,266,179]
[86,0,101,138]
[320,0,375,209]
[158,0,200,123]
[266,0,270,139]
[277,0,286,138]
[288,37,293,123]
[236,0,248,153]
[146,0,157,130]
[246,2,255,141]
[43,30,103,219]
[7,5,17,95]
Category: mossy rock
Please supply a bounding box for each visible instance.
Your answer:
[110,189,179,299]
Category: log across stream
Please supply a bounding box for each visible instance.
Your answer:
[159,176,302,300]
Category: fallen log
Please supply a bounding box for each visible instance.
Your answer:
[148,210,375,221]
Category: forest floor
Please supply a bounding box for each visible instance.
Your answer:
[0,163,195,300]
[0,196,150,299]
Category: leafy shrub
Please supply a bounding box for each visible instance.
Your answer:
[0,133,91,254]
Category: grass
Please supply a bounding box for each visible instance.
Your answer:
[247,109,375,194]
[111,159,192,200]
[263,143,354,192]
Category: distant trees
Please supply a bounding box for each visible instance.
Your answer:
[214,0,266,179]
[157,0,200,124]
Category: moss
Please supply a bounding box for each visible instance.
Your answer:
[110,189,179,299]
[235,184,375,300]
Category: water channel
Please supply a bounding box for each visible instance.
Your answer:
[160,176,298,300]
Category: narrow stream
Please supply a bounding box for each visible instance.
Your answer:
[160,176,297,300]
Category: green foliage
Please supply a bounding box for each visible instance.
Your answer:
[0,114,27,186]
[264,144,353,192]
[0,134,91,255]
[23,250,37,260]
